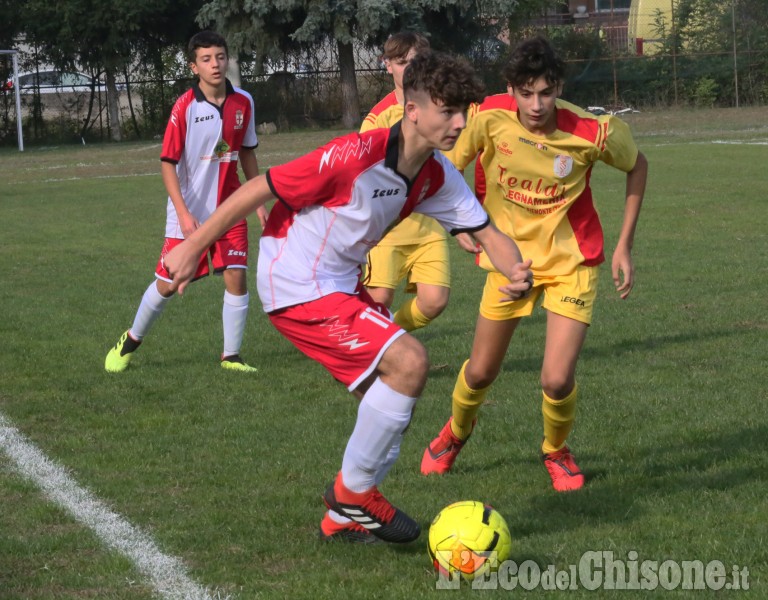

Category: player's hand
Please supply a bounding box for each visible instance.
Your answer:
[498,259,533,302]
[179,212,200,239]
[455,232,481,254]
[612,247,634,299]
[162,242,198,296]
[255,204,269,230]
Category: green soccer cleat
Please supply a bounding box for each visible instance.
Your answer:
[105,330,140,373]
[221,355,258,373]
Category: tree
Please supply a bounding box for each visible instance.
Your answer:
[0,0,23,50]
[198,0,522,129]
[20,0,202,141]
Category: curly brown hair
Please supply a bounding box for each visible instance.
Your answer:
[403,51,485,109]
[502,36,565,88]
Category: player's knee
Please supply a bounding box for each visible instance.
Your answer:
[464,362,500,390]
[381,335,428,394]
[155,279,176,298]
[224,269,248,295]
[541,372,575,399]
[419,298,448,319]
[418,287,450,319]
[401,338,429,381]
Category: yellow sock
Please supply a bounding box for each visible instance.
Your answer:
[541,384,578,454]
[393,297,431,332]
[451,360,490,440]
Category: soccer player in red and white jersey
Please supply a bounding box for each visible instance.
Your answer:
[105,31,267,374]
[421,37,649,492]
[162,51,533,544]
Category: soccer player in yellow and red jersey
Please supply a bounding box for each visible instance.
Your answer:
[421,36,648,492]
[360,32,452,332]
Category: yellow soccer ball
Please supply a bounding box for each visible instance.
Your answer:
[428,500,512,581]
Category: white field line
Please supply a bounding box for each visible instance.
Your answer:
[7,150,302,185]
[0,412,228,600]
[7,172,158,185]
[711,140,768,145]
[645,138,768,147]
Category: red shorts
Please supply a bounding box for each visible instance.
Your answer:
[155,222,248,282]
[268,291,404,391]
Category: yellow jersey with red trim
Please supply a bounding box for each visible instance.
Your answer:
[445,94,639,277]
[360,91,447,246]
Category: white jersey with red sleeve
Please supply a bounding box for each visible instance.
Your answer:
[160,80,257,239]
[258,123,490,313]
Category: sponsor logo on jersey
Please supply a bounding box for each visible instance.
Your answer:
[518,136,548,152]
[372,188,400,199]
[227,249,247,257]
[560,295,585,307]
[319,137,373,172]
[200,149,239,163]
[554,154,574,178]
[214,139,231,158]
[235,110,244,130]
[497,141,515,156]
[195,114,215,123]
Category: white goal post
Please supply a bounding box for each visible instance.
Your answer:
[1,49,24,151]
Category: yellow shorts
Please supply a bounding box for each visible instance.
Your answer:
[479,265,599,324]
[366,239,451,294]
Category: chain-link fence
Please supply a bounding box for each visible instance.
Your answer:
[1,4,765,146]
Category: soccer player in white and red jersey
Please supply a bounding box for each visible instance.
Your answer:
[162,51,533,544]
[105,31,267,374]
[421,36,649,492]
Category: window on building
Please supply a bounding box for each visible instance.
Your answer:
[596,0,631,10]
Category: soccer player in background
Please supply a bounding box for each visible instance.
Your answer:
[104,31,267,374]
[421,36,648,492]
[359,32,452,332]
[162,51,533,543]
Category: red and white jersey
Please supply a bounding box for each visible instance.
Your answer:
[259,123,490,312]
[160,80,257,239]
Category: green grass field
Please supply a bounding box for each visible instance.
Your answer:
[1,106,767,599]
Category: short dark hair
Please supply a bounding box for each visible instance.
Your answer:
[503,36,565,88]
[382,31,430,61]
[187,31,228,63]
[403,51,485,109]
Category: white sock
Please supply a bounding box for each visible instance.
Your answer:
[341,378,416,493]
[222,290,249,358]
[130,281,171,340]
[331,434,402,526]
[374,434,402,487]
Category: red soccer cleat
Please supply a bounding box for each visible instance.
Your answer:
[322,472,420,543]
[318,511,380,544]
[542,446,585,492]
[420,417,474,475]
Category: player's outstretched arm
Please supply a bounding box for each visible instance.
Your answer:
[612,151,648,300]
[473,223,533,301]
[164,175,274,295]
